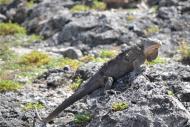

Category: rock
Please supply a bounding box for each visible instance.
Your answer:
[83,64,190,127]
[4,0,29,23]
[0,13,6,22]
[38,10,72,38]
[61,47,83,59]
[35,68,74,88]
[159,0,178,7]
[57,11,134,46]
[157,6,179,20]
[23,0,72,36]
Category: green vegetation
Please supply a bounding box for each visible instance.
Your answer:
[112,102,129,111]
[0,34,42,47]
[0,80,22,92]
[74,112,92,124]
[167,90,174,96]
[70,0,106,12]
[22,102,45,111]
[99,49,118,58]
[58,58,81,70]
[19,51,50,67]
[0,47,17,61]
[144,25,160,36]
[150,5,159,13]
[146,56,167,65]
[71,4,90,12]
[0,0,12,4]
[127,15,136,21]
[92,0,106,10]
[80,55,96,63]
[178,41,190,61]
[70,77,83,90]
[0,47,118,85]
[0,23,26,36]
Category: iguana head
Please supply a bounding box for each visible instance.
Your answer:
[142,38,161,61]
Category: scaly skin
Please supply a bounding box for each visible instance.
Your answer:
[41,38,161,124]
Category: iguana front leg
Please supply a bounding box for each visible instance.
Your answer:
[132,56,145,75]
[103,76,117,95]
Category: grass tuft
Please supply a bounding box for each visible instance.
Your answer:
[92,0,106,10]
[70,77,83,91]
[0,80,22,92]
[22,102,44,111]
[19,51,50,67]
[146,56,166,65]
[0,23,26,36]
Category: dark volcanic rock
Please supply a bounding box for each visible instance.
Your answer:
[23,0,72,37]
[61,47,83,59]
[35,68,74,88]
[78,62,190,127]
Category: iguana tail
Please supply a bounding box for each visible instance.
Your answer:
[42,81,100,123]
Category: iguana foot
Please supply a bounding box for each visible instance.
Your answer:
[33,109,47,127]
[34,122,47,127]
[103,76,114,95]
[104,76,114,90]
[105,89,121,95]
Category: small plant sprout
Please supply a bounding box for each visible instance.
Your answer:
[74,112,92,124]
[70,77,83,91]
[22,102,45,111]
[112,102,129,111]
[167,90,174,96]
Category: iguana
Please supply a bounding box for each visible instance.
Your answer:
[38,38,161,126]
